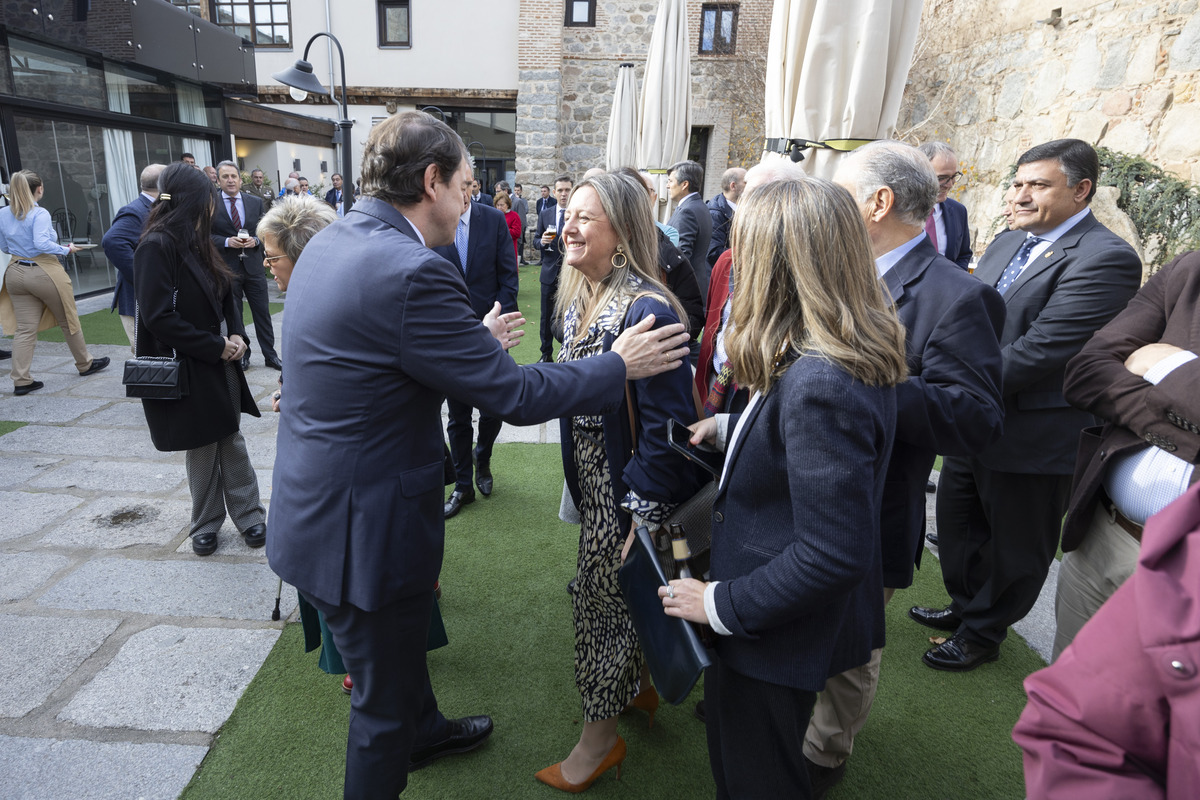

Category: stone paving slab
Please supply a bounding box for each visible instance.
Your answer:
[0,396,112,424]
[73,402,151,429]
[0,615,120,718]
[28,459,186,495]
[38,558,296,621]
[0,455,63,489]
[0,491,86,543]
[170,520,273,558]
[0,425,171,460]
[0,552,71,602]
[39,496,192,550]
[58,625,279,733]
[0,735,207,800]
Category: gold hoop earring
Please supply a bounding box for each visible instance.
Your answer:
[611,247,628,270]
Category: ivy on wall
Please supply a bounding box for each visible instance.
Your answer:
[1096,147,1200,269]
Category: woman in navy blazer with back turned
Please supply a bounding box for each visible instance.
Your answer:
[661,177,908,799]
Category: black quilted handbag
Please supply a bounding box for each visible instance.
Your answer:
[123,289,189,399]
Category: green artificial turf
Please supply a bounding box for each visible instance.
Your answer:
[182,443,1040,800]
[0,420,28,436]
[510,266,556,366]
[33,304,283,346]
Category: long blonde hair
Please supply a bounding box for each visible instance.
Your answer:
[726,177,907,393]
[9,170,42,221]
[554,171,685,338]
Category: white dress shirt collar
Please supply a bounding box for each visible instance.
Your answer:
[875,232,927,278]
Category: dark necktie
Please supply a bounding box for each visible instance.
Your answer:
[228,196,241,230]
[995,236,1043,295]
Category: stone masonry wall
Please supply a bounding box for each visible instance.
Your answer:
[899,0,1200,263]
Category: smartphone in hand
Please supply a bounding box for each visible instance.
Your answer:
[667,418,723,477]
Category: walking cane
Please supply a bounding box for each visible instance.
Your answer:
[271,577,283,621]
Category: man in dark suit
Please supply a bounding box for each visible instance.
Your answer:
[433,199,520,518]
[324,173,346,216]
[1052,251,1200,659]
[101,162,164,349]
[211,161,280,370]
[536,184,554,215]
[918,142,973,270]
[800,141,1007,794]
[706,167,745,268]
[536,175,572,362]
[910,138,1142,671]
[267,111,690,799]
[470,178,492,207]
[667,159,714,305]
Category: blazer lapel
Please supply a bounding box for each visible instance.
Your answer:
[1004,213,1097,300]
[974,232,1024,288]
[716,392,767,500]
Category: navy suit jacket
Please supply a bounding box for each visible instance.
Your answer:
[267,197,627,611]
[324,187,345,209]
[879,238,1005,587]
[472,192,493,208]
[706,192,734,267]
[432,203,519,319]
[972,211,1141,473]
[210,192,265,277]
[940,197,973,270]
[536,204,566,286]
[101,193,153,316]
[668,194,713,298]
[710,354,894,691]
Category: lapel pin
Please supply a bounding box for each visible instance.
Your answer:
[1044,251,1054,258]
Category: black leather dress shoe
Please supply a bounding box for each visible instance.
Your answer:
[241,522,266,548]
[475,458,493,496]
[804,756,847,800]
[926,531,939,547]
[409,715,493,771]
[922,634,1000,672]
[14,380,44,396]
[693,699,706,723]
[79,356,110,377]
[0,348,11,359]
[265,356,283,371]
[443,488,475,519]
[925,479,937,493]
[192,531,218,556]
[908,605,962,631]
[240,353,251,371]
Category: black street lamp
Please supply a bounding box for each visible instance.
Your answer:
[272,32,355,215]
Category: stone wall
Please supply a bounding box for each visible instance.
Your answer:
[516,0,772,202]
[899,0,1200,264]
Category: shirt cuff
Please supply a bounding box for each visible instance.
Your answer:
[714,414,731,451]
[1144,351,1197,385]
[704,581,732,636]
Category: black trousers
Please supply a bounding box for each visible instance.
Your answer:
[539,280,557,361]
[303,591,449,799]
[232,263,277,361]
[445,396,502,491]
[936,456,1072,647]
[705,659,817,799]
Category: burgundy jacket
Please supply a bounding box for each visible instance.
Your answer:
[1014,481,1200,798]
[1061,252,1200,551]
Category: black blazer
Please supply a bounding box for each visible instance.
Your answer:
[706,192,734,267]
[709,354,894,691]
[880,238,1005,587]
[210,192,265,277]
[656,229,705,337]
[940,197,973,270]
[133,232,259,453]
[536,204,566,286]
[972,212,1142,474]
[668,195,712,293]
[432,203,520,319]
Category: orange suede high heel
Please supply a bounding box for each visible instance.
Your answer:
[535,736,626,793]
[630,686,660,729]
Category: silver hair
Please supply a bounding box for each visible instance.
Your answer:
[917,141,957,162]
[743,160,807,192]
[256,194,337,263]
[845,141,939,227]
[215,160,240,176]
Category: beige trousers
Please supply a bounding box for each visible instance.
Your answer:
[120,314,136,354]
[803,586,895,767]
[5,261,91,385]
[1052,504,1140,660]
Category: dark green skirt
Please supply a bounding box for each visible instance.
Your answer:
[297,591,449,675]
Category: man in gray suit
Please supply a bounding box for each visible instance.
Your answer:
[667,159,714,306]
[267,110,690,799]
[911,139,1142,671]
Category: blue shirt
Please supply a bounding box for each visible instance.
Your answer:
[0,204,70,259]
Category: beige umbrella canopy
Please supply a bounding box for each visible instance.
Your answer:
[763,0,923,179]
[636,0,691,223]
[606,63,639,171]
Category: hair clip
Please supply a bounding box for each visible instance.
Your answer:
[158,193,171,201]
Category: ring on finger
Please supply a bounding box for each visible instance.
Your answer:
[667,585,675,599]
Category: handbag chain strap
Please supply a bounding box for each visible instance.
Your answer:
[133,241,180,360]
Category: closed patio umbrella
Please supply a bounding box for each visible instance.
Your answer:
[763,0,923,179]
[636,0,691,223]
[606,63,639,171]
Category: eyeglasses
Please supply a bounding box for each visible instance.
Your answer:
[937,171,964,188]
[263,253,288,267]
